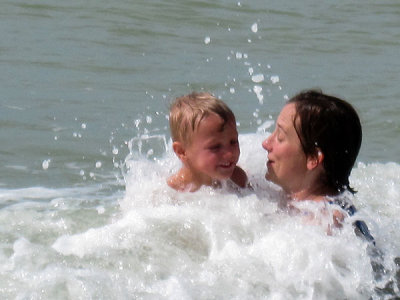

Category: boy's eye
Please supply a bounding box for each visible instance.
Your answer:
[209,144,221,151]
[230,139,238,145]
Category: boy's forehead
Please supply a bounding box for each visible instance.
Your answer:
[197,113,236,134]
[180,109,236,145]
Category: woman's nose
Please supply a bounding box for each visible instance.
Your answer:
[262,136,271,151]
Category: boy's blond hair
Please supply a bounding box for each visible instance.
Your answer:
[169,92,236,145]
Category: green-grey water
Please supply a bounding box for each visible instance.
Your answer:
[1,0,399,298]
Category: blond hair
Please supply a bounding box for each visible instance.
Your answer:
[169,92,236,145]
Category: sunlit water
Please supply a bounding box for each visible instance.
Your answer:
[1,0,400,298]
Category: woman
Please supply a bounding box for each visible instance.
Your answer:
[263,89,374,241]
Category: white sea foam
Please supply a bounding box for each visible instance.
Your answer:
[1,133,399,299]
[0,186,74,202]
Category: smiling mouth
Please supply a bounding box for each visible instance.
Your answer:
[220,162,234,168]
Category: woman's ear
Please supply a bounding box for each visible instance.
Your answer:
[172,141,186,161]
[307,148,324,170]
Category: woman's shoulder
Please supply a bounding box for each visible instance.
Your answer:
[327,192,357,216]
[328,193,376,244]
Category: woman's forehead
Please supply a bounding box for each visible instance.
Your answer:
[277,104,297,128]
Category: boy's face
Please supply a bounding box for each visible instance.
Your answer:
[183,113,240,184]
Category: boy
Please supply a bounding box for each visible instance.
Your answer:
[167,92,248,192]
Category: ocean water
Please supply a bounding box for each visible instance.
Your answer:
[1,0,399,299]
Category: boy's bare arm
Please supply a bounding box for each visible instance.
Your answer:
[230,166,248,188]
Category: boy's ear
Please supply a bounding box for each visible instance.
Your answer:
[172,141,187,161]
[307,148,324,170]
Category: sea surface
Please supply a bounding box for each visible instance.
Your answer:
[1,0,399,299]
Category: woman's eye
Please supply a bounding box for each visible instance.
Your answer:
[277,132,284,142]
[230,139,238,145]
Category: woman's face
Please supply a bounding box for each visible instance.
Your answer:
[262,103,309,193]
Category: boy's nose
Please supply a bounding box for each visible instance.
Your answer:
[223,146,236,159]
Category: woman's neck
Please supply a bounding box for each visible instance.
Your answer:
[288,183,335,202]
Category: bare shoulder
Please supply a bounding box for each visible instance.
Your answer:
[332,208,345,228]
[167,174,180,191]
[167,170,198,192]
[230,166,248,188]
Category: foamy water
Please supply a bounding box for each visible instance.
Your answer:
[1,133,399,299]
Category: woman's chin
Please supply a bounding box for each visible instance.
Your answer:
[265,172,278,185]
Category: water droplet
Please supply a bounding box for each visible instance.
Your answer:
[251,74,264,83]
[97,206,105,214]
[270,75,280,84]
[147,149,154,157]
[42,159,51,170]
[253,85,264,104]
[204,36,211,44]
[251,23,258,33]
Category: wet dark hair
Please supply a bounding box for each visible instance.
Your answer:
[288,90,362,194]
